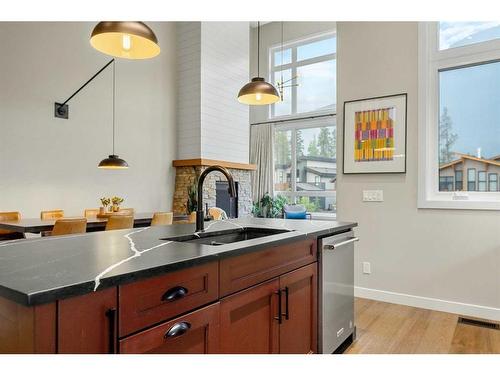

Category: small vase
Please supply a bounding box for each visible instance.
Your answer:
[112,205,119,212]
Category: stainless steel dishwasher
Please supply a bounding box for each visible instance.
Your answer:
[318,230,358,353]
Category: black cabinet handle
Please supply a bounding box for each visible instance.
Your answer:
[161,286,188,302]
[274,289,282,324]
[164,322,191,339]
[283,286,289,320]
[105,308,117,354]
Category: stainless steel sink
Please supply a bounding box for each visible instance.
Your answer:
[163,227,291,246]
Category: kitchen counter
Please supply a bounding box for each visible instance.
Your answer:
[0,217,356,306]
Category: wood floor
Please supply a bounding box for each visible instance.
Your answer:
[345,298,500,354]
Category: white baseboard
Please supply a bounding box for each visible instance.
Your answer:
[354,286,500,321]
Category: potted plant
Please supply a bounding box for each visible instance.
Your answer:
[100,197,111,214]
[111,196,124,212]
[186,183,198,215]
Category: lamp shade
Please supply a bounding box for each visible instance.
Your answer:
[98,155,129,169]
[237,77,280,105]
[90,22,160,60]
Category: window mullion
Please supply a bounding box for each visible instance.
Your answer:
[291,128,297,197]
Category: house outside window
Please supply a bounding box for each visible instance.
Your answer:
[419,22,500,209]
[273,120,336,216]
[270,33,336,119]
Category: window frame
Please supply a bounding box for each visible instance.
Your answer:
[273,117,337,218]
[488,173,498,192]
[454,170,463,191]
[269,31,336,120]
[418,22,500,210]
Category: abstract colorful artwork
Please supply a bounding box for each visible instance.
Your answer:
[343,94,407,174]
[354,108,395,162]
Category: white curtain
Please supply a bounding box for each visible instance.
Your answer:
[250,124,274,203]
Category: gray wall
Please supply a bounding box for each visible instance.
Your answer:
[337,22,500,319]
[0,22,177,217]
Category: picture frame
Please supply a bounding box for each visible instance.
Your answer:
[343,93,407,174]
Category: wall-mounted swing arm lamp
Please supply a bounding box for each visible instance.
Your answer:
[54,58,114,119]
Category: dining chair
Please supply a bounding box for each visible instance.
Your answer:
[105,215,134,231]
[208,207,228,221]
[51,218,87,236]
[188,211,197,223]
[0,211,25,241]
[119,208,134,216]
[151,212,173,226]
[84,209,99,218]
[40,209,64,220]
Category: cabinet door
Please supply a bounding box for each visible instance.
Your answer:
[279,263,318,354]
[119,302,220,354]
[58,287,117,353]
[220,278,280,354]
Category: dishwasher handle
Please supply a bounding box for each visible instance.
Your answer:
[323,237,359,250]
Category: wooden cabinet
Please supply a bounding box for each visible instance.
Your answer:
[119,262,218,336]
[219,263,317,354]
[219,239,316,297]
[120,303,220,354]
[220,278,280,353]
[58,287,117,354]
[279,263,317,354]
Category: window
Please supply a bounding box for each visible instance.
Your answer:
[273,120,336,216]
[455,170,463,191]
[489,173,498,191]
[478,171,487,192]
[419,22,500,210]
[439,176,454,191]
[270,33,336,118]
[467,169,476,191]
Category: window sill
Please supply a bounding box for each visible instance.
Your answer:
[418,195,500,211]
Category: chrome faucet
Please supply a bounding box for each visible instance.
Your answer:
[196,166,236,232]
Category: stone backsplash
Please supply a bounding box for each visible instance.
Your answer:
[172,165,252,217]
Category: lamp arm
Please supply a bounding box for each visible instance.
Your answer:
[55,58,115,118]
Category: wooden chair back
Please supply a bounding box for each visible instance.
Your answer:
[208,207,227,221]
[0,211,24,239]
[51,218,87,236]
[188,211,197,223]
[41,210,64,220]
[119,208,134,216]
[84,209,99,218]
[105,215,134,231]
[151,212,173,226]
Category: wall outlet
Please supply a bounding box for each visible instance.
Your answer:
[362,262,371,274]
[363,190,383,202]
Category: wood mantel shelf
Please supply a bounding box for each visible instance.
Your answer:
[172,158,257,171]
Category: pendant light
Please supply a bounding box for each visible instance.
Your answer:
[90,22,160,60]
[238,22,280,105]
[98,60,129,169]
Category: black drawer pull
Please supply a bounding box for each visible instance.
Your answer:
[161,286,188,302]
[164,322,191,339]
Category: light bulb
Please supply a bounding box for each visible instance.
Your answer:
[256,93,262,101]
[122,34,131,51]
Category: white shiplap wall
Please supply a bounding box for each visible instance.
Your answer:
[176,22,250,163]
[176,22,202,160]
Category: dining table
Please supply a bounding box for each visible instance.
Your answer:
[0,213,190,234]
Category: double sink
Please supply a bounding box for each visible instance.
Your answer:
[163,227,291,246]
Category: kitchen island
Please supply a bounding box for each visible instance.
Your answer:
[0,217,356,354]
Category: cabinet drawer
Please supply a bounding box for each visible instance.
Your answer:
[119,302,220,354]
[219,239,316,297]
[119,262,218,337]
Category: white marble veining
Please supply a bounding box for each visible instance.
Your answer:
[93,227,173,291]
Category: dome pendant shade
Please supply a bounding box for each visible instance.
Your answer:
[238,77,280,105]
[98,155,129,169]
[90,22,160,60]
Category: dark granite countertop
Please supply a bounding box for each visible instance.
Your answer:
[0,217,356,306]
